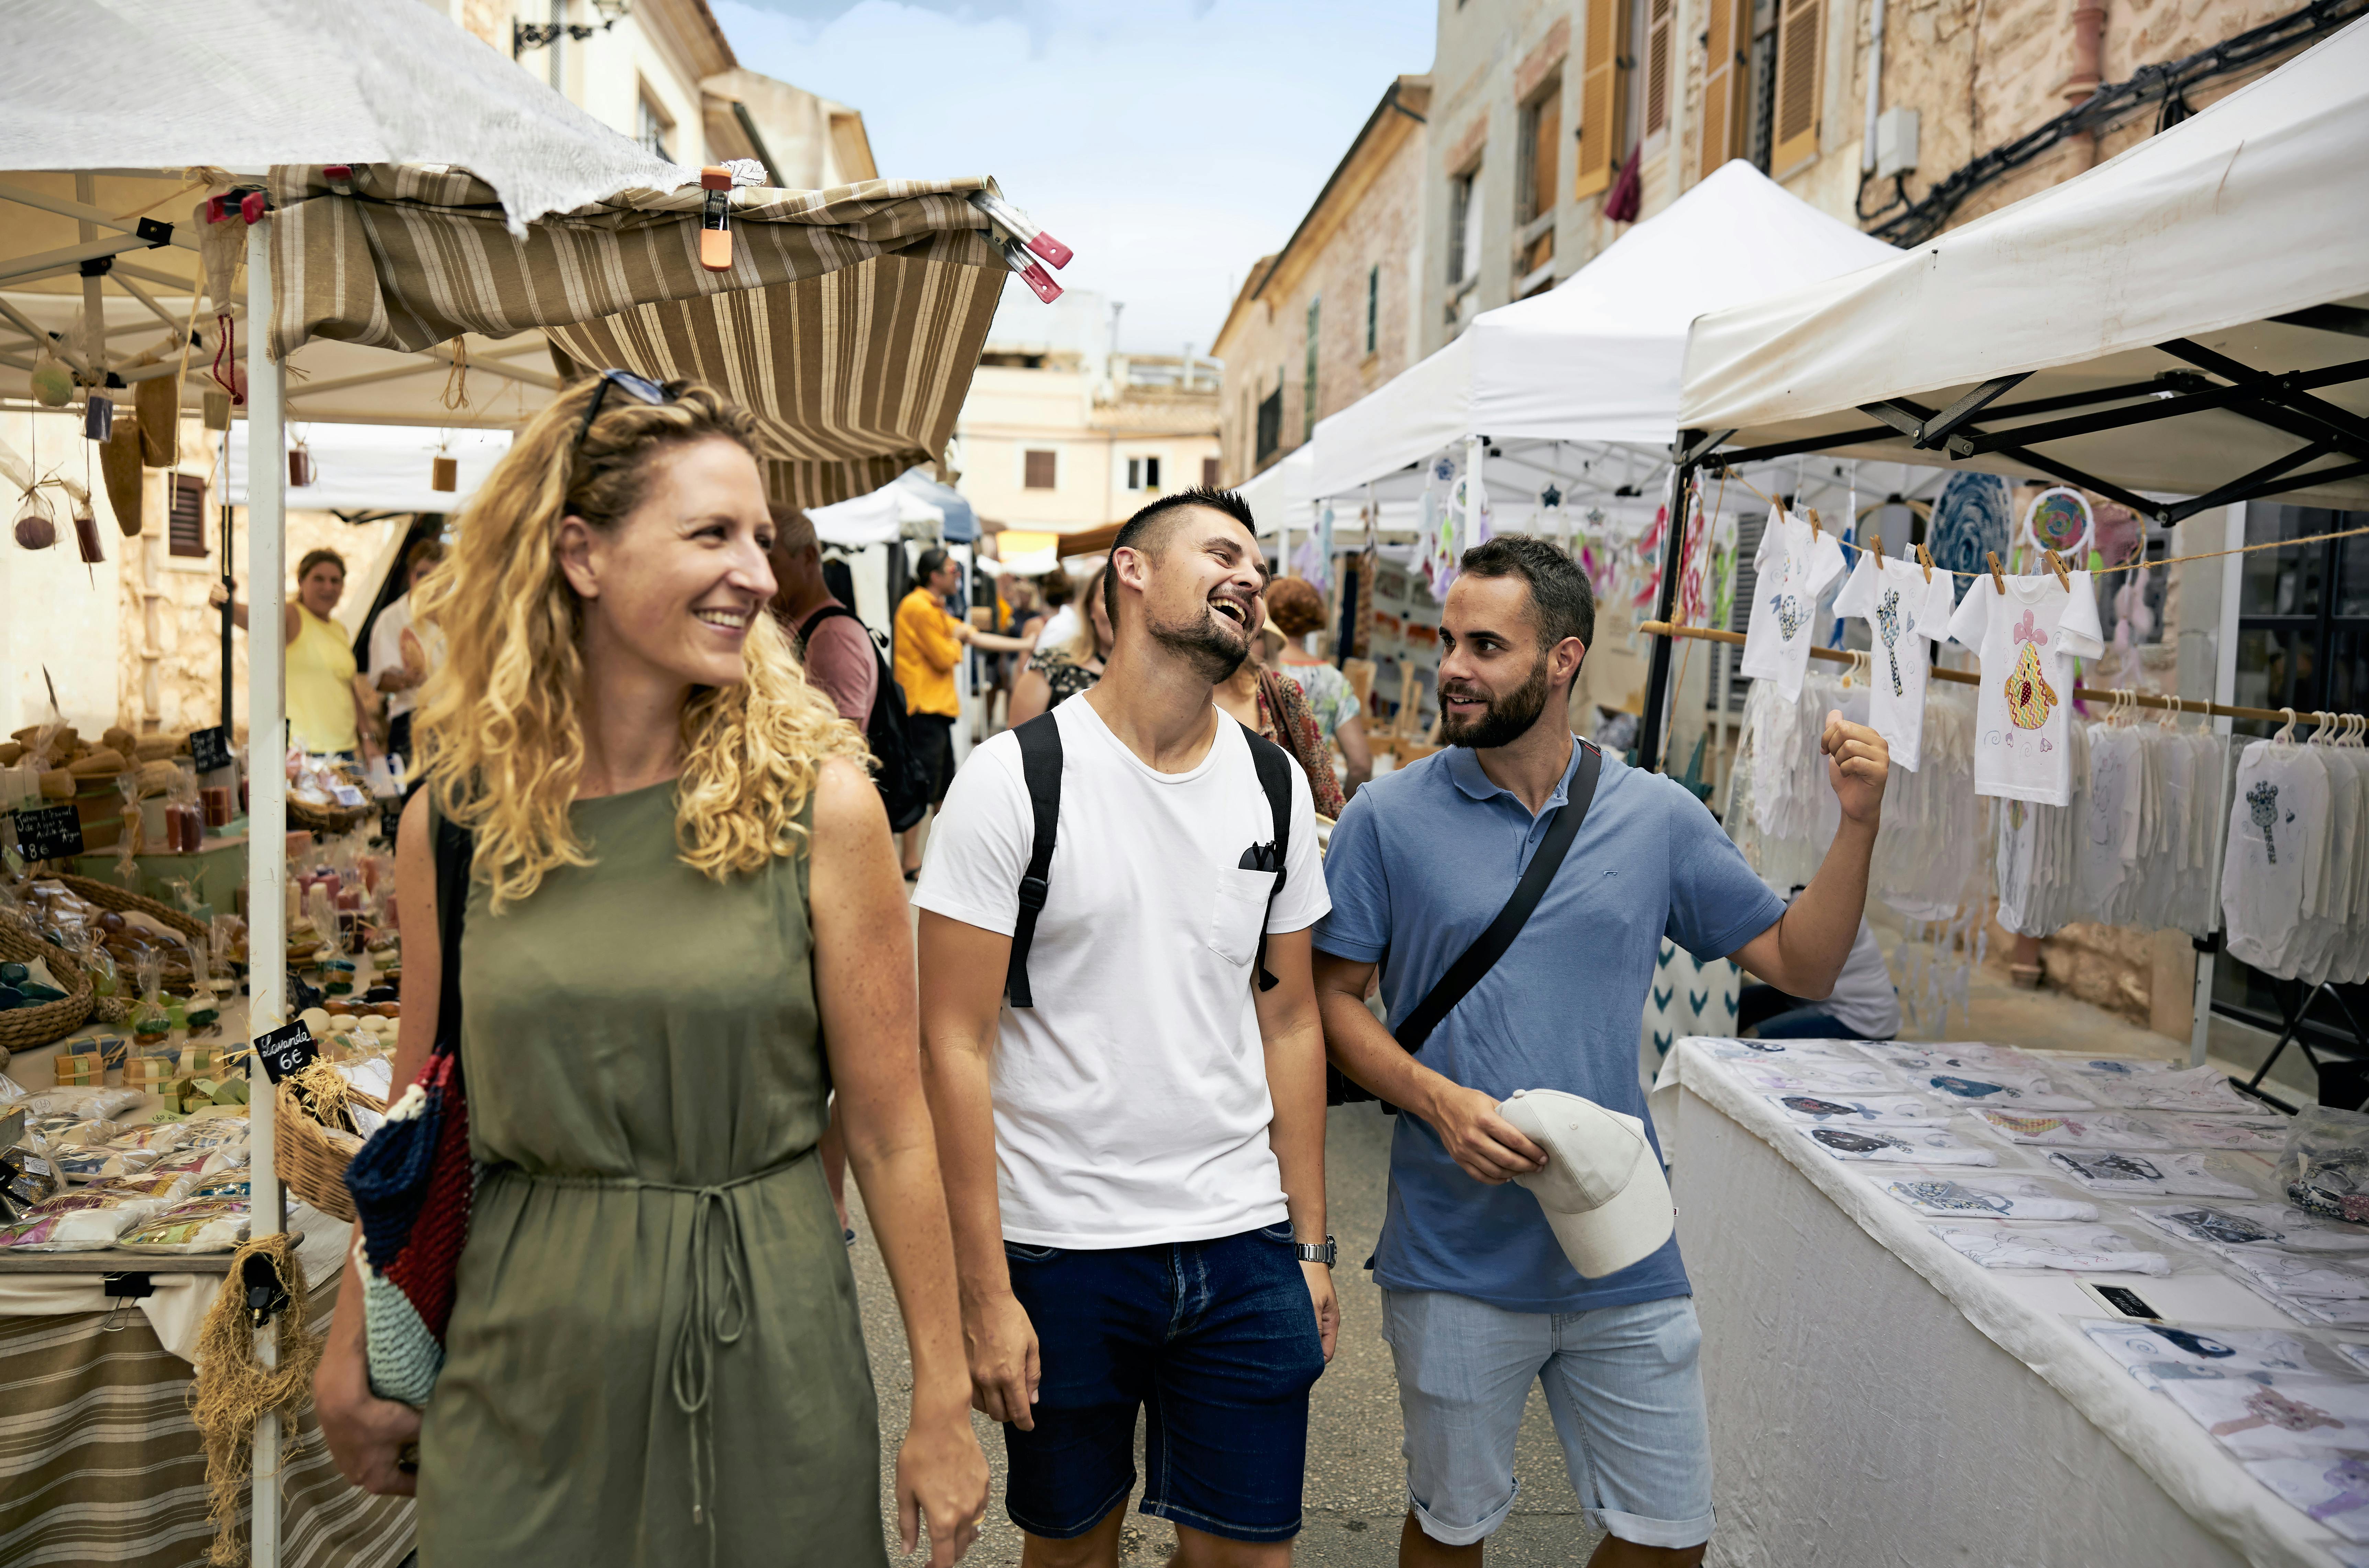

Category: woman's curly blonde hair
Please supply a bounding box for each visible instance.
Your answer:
[410,374,868,912]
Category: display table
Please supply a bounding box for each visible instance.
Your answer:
[1668,1037,2363,1568]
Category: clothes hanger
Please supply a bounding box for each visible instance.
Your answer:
[2276,707,2299,744]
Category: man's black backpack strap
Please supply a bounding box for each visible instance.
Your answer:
[1003,713,1064,1008]
[797,602,930,833]
[1241,726,1295,994]
[1391,739,1602,1056]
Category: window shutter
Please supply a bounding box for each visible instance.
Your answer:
[1644,0,1675,138]
[1771,0,1824,170]
[1024,449,1056,489]
[1572,0,1625,200]
[1698,0,1748,180]
[1303,297,1320,438]
[1202,456,1220,488]
[167,473,207,558]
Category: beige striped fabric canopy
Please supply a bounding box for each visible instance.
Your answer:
[257,165,1010,507]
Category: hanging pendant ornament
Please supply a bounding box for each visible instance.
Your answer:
[2021,486,2094,562]
[14,488,57,551]
[30,350,73,408]
[84,393,113,443]
[288,433,315,489]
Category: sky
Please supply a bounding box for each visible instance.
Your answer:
[711,0,1438,356]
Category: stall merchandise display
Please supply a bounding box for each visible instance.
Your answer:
[1929,1221,2170,1275]
[1832,550,1957,771]
[1877,1172,2099,1220]
[2223,727,2369,984]
[1945,571,2106,807]
[1736,507,1847,700]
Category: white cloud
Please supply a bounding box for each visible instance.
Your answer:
[712,0,1435,355]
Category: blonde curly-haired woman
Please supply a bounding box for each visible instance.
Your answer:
[312,372,988,1566]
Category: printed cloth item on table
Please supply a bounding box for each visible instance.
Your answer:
[1833,552,1957,771]
[2159,1375,2369,1462]
[1946,571,2105,807]
[2133,1202,2369,1255]
[2248,1454,2369,1545]
[1734,1061,1904,1097]
[1929,1222,2168,1275]
[1858,1039,2033,1075]
[2222,738,2333,982]
[2142,1114,2295,1153]
[1878,1173,2099,1221]
[2218,1248,2369,1303]
[1699,1037,1884,1069]
[1765,1093,1936,1126]
[1972,1108,2171,1149]
[1802,1125,1999,1166]
[2282,1297,2369,1330]
[2080,1318,2319,1389]
[1737,507,1849,702]
[2046,1148,2271,1199]
[2343,1344,2369,1377]
[2063,1063,2262,1116]
[1917,1069,2096,1111]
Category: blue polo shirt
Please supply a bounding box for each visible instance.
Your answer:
[1315,739,1784,1313]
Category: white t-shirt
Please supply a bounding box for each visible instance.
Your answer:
[1832,554,1956,771]
[914,695,1331,1248]
[2222,740,2332,981]
[369,594,417,720]
[1738,508,1847,700]
[1946,572,2106,806]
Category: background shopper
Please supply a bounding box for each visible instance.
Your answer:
[1009,562,1113,724]
[1265,576,1372,798]
[312,374,987,1567]
[213,547,377,760]
[368,537,447,768]
[895,545,1034,877]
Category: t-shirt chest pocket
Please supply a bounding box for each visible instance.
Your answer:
[1209,864,1275,968]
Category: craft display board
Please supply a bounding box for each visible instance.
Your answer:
[1361,560,1440,741]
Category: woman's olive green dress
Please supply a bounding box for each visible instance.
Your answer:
[418,783,884,1566]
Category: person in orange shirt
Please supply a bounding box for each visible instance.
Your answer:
[896,548,1033,877]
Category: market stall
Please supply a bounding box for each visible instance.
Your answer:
[1635,19,2369,1561]
[1,7,1060,1564]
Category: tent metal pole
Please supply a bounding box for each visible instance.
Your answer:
[243,213,288,1568]
[2192,500,2246,1070]
[1636,436,1701,772]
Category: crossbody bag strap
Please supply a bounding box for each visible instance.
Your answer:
[1392,740,1602,1055]
[1242,725,1295,994]
[431,801,473,1062]
[1004,713,1064,1008]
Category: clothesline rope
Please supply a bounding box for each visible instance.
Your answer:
[1638,620,2363,729]
[1696,465,2369,580]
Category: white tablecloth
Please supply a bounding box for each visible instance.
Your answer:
[1669,1036,2364,1568]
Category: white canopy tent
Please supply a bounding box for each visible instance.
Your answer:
[1676,18,2369,518]
[1308,160,1897,503]
[806,468,950,546]
[227,424,514,514]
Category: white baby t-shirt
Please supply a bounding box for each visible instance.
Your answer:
[1833,552,1957,771]
[1947,571,2106,806]
[1738,507,1848,701]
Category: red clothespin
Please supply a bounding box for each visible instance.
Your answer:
[1001,238,1062,303]
[698,166,734,273]
[1986,551,2006,594]
[970,191,1072,269]
[241,190,268,224]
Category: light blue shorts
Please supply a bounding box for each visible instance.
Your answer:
[1380,1289,1714,1550]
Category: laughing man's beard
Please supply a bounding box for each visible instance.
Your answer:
[1148,602,1249,685]
[1441,654,1552,748]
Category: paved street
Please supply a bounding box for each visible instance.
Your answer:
[854,1103,1604,1565]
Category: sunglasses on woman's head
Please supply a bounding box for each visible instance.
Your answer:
[572,368,676,457]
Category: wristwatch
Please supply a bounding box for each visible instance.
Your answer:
[1294,1234,1337,1267]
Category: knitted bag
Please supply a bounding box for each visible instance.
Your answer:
[343,809,475,1406]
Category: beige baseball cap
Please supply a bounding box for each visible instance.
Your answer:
[1498,1089,1675,1279]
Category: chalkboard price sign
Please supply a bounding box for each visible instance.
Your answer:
[188,725,234,774]
[12,804,85,860]
[252,1020,321,1085]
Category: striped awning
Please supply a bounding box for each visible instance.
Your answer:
[257,166,1011,507]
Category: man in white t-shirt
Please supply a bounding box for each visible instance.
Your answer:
[366,537,444,766]
[915,486,1336,1564]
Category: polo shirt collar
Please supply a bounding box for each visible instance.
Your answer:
[1444,735,1586,811]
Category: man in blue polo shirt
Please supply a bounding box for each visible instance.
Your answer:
[1313,535,1888,1567]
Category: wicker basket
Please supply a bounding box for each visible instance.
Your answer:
[57,874,209,945]
[288,795,377,835]
[0,925,94,1054]
[275,1075,387,1223]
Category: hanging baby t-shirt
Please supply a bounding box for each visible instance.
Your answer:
[1947,571,2105,806]
[1833,552,1957,771]
[1738,507,1848,701]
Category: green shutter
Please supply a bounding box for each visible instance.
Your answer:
[1304,297,1321,440]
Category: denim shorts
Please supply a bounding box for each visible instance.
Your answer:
[1381,1288,1714,1550]
[1001,1222,1327,1543]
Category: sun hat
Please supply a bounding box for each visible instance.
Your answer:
[1258,613,1289,660]
[1497,1088,1675,1279]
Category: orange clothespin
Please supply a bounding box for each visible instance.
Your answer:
[698,166,734,273]
[1986,551,2006,594]
[2043,549,2071,591]
[1914,542,1935,584]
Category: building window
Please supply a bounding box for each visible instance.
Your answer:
[167,473,206,558]
[1023,449,1057,489]
[1202,456,1221,488]
[1766,0,1822,170]
[1574,0,1627,199]
[1644,0,1675,141]
[1515,81,1561,288]
[636,92,675,162]
[1447,169,1482,288]
[1256,385,1282,465]
[1303,297,1321,440]
[1364,265,1379,356]
[1126,456,1163,492]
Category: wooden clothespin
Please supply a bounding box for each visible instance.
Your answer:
[2043,549,2071,591]
[1986,551,2006,594]
[1914,542,1935,584]
[1871,532,1885,569]
[1802,507,1822,537]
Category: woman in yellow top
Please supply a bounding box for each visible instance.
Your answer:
[213,547,377,758]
